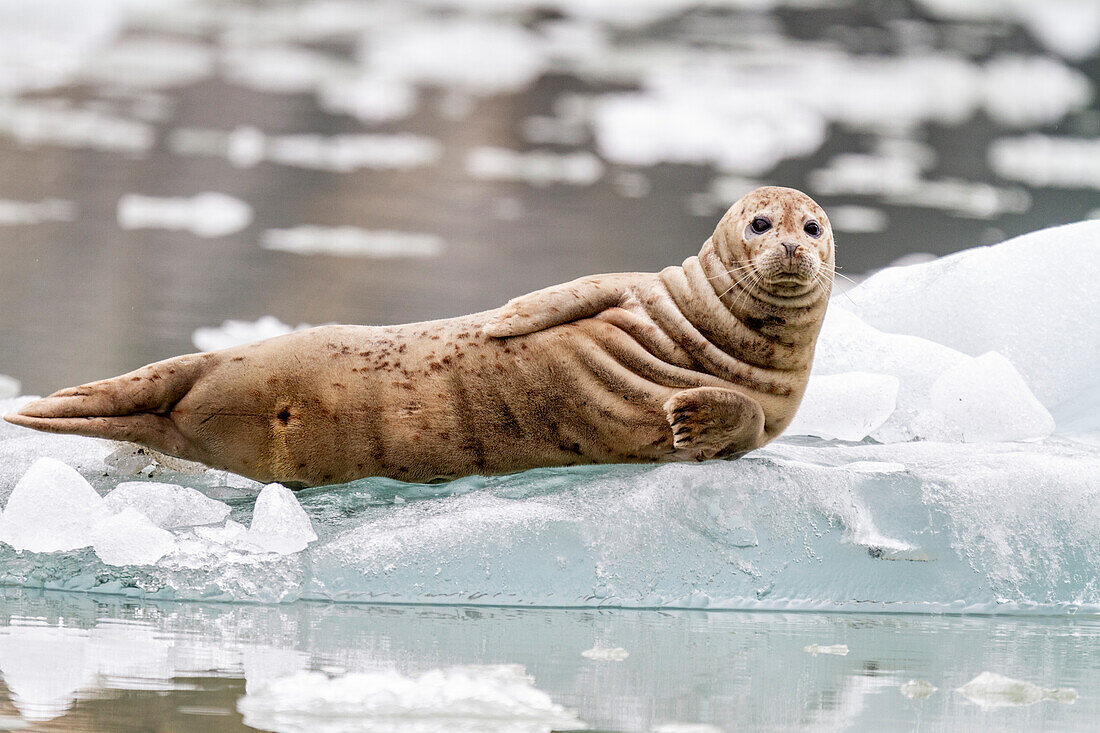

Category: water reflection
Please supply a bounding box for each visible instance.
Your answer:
[0,590,1093,731]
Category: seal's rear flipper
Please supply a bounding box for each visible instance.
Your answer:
[3,354,213,463]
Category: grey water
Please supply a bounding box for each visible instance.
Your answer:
[0,589,1096,732]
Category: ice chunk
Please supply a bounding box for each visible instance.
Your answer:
[318,74,417,123]
[0,199,75,226]
[581,646,629,661]
[827,205,888,234]
[651,725,723,733]
[0,375,19,399]
[91,508,176,566]
[989,135,1100,190]
[0,98,154,153]
[117,192,252,238]
[957,671,1077,707]
[982,55,1091,127]
[79,36,213,90]
[786,372,899,441]
[807,307,967,442]
[262,226,443,259]
[803,644,849,656]
[930,352,1055,442]
[247,484,317,554]
[191,316,309,352]
[222,44,349,94]
[104,481,230,529]
[0,458,108,553]
[900,680,937,699]
[366,20,549,95]
[237,666,585,732]
[844,221,1100,420]
[467,147,604,187]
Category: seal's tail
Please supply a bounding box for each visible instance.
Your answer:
[3,354,212,462]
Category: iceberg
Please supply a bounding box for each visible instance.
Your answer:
[0,223,1096,613]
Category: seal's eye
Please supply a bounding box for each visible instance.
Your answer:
[804,220,822,238]
[750,217,771,234]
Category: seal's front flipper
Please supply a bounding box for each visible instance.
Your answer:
[664,386,765,461]
[484,273,641,338]
[3,354,213,463]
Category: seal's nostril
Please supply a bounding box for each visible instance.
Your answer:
[781,243,799,258]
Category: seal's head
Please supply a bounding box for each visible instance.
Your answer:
[714,186,834,300]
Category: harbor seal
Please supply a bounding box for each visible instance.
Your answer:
[5,186,834,487]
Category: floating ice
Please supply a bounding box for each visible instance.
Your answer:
[192,316,311,352]
[79,36,214,90]
[899,680,937,699]
[786,372,899,442]
[843,220,1100,420]
[650,725,723,733]
[365,19,549,95]
[956,671,1077,707]
[0,376,19,399]
[117,192,253,238]
[221,43,350,94]
[0,457,108,553]
[0,99,153,154]
[91,508,176,566]
[929,352,1054,443]
[0,199,75,226]
[262,226,444,259]
[982,55,1092,127]
[803,644,849,657]
[247,484,318,555]
[237,665,585,733]
[169,126,443,172]
[467,147,604,187]
[103,481,230,529]
[827,205,888,234]
[581,646,629,661]
[318,74,418,123]
[989,135,1100,190]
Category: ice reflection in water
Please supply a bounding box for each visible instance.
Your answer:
[0,591,1094,731]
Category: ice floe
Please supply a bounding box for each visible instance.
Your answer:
[0,376,19,400]
[170,126,443,172]
[803,644,849,657]
[581,646,629,661]
[956,671,1077,707]
[262,226,444,258]
[237,665,585,733]
[0,199,76,226]
[0,99,154,154]
[117,192,253,238]
[467,147,604,187]
[989,135,1100,190]
[191,316,311,352]
[79,36,214,90]
[899,679,937,699]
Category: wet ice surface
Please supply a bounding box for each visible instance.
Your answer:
[0,590,1094,732]
[1,226,1099,612]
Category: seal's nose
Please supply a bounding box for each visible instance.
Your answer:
[781,242,800,258]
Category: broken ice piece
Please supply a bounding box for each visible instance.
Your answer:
[0,457,108,553]
[787,372,899,441]
[930,352,1055,442]
[581,646,629,661]
[900,679,937,699]
[104,481,230,529]
[804,644,849,656]
[247,484,317,554]
[957,671,1076,707]
[104,444,154,476]
[91,508,176,566]
[117,192,252,238]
